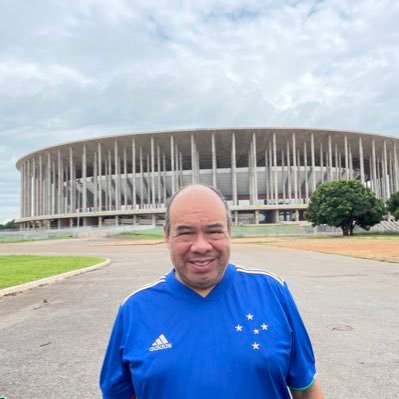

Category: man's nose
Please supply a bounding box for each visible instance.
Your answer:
[190,233,212,252]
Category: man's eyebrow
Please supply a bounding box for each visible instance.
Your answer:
[206,223,225,229]
[175,225,195,231]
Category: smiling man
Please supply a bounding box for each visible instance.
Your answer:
[100,184,324,399]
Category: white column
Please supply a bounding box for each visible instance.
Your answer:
[82,144,87,212]
[231,133,237,205]
[292,133,298,203]
[212,133,217,188]
[344,135,349,179]
[304,142,309,202]
[151,137,155,207]
[253,132,258,204]
[98,142,103,212]
[286,141,291,202]
[394,142,399,193]
[132,139,136,209]
[94,152,98,212]
[265,149,269,204]
[170,136,175,194]
[328,134,333,181]
[124,147,128,208]
[359,137,365,184]
[311,133,316,191]
[273,132,278,204]
[157,145,161,205]
[191,134,196,184]
[114,141,121,210]
[140,146,144,208]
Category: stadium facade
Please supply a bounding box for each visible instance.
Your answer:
[16,128,399,229]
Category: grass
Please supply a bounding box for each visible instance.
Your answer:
[0,255,106,289]
[0,233,73,244]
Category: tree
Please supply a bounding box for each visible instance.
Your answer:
[0,219,18,230]
[305,179,386,236]
[387,191,399,220]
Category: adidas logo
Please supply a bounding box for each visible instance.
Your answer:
[149,334,173,351]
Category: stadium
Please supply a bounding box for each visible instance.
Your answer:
[15,128,399,229]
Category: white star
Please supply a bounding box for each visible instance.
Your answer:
[246,313,254,320]
[253,328,259,334]
[252,342,260,350]
[261,323,268,330]
[235,325,243,332]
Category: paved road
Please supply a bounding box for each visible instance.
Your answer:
[1,237,398,398]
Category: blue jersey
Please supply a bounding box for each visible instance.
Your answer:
[100,264,317,399]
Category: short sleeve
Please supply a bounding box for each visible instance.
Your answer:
[100,306,136,399]
[282,282,317,390]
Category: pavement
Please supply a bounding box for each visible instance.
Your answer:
[0,237,398,398]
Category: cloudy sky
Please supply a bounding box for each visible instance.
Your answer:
[1,0,399,224]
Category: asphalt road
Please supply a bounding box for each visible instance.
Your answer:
[0,237,398,398]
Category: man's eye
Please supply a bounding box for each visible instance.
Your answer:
[209,231,223,235]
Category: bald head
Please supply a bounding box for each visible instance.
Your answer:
[164,184,232,234]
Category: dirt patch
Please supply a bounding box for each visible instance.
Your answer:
[233,236,399,263]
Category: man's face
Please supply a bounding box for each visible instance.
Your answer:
[164,186,231,297]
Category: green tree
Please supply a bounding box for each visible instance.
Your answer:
[305,180,386,236]
[387,191,399,220]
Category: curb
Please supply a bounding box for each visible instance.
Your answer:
[0,259,111,298]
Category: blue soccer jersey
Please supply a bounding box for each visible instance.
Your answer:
[100,264,317,399]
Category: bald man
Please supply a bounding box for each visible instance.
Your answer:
[100,184,324,399]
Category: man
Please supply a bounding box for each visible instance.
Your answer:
[100,184,324,399]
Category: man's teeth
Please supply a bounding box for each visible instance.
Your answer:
[193,261,211,266]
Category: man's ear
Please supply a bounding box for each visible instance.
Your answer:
[163,225,170,243]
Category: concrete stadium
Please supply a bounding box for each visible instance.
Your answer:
[15,128,399,229]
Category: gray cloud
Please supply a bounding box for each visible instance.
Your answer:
[0,0,398,223]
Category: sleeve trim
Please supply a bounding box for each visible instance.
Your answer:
[288,373,317,391]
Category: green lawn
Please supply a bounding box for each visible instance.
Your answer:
[0,255,106,289]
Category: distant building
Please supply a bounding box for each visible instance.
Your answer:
[16,128,399,229]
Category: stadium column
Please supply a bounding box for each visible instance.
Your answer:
[171,136,175,194]
[190,134,196,184]
[107,150,112,211]
[162,153,167,203]
[114,141,121,210]
[334,143,339,180]
[349,144,353,180]
[268,143,273,204]
[98,142,102,212]
[273,132,278,205]
[231,133,238,224]
[132,139,136,210]
[82,144,87,213]
[176,144,180,190]
[292,133,298,204]
[383,140,389,200]
[69,147,75,214]
[157,145,161,206]
[281,149,286,204]
[52,159,56,216]
[328,134,333,181]
[212,133,217,188]
[304,141,309,203]
[139,146,144,208]
[26,159,30,219]
[250,141,255,204]
[46,153,51,217]
[124,146,128,209]
[344,135,349,179]
[179,152,183,190]
[286,141,291,203]
[359,136,365,184]
[253,133,258,204]
[94,151,98,212]
[311,133,316,191]
[39,154,43,216]
[319,142,324,183]
[57,150,62,215]
[264,149,269,204]
[20,162,24,219]
[394,142,399,193]
[151,137,155,208]
[248,141,252,204]
[146,154,150,206]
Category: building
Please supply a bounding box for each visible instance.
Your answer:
[16,128,399,229]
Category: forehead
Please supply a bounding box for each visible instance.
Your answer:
[169,187,227,227]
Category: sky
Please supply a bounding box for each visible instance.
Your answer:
[1,0,399,224]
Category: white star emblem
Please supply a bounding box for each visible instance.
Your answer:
[261,323,268,330]
[252,342,260,350]
[246,313,254,320]
[253,328,259,334]
[235,325,243,332]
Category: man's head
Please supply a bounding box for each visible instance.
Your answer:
[164,184,231,297]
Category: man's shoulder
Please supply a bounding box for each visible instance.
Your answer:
[121,274,169,307]
[232,264,285,287]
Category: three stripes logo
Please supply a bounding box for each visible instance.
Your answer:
[149,334,172,351]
